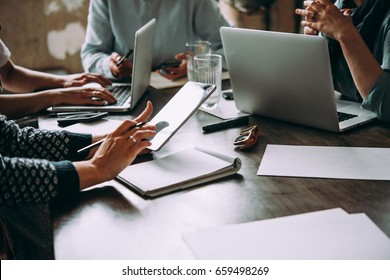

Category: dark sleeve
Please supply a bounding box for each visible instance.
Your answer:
[0,115,87,208]
[0,155,80,208]
[0,115,92,161]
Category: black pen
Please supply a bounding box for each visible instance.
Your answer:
[116,49,133,67]
[77,121,146,154]
[202,116,249,133]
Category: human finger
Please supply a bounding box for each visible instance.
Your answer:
[341,8,353,16]
[111,52,122,63]
[175,52,186,60]
[84,73,112,87]
[134,101,154,123]
[303,26,319,35]
[296,8,318,22]
[110,60,132,78]
[85,87,117,104]
[302,0,314,8]
[108,119,138,138]
[302,1,324,22]
[300,19,319,32]
[303,0,324,14]
[109,52,123,77]
[122,123,156,142]
[314,0,334,6]
[158,61,187,80]
[127,129,156,144]
[96,88,117,104]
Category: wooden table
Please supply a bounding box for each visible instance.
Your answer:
[45,82,390,259]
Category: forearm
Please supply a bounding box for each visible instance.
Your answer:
[1,61,66,93]
[0,117,92,161]
[338,28,383,99]
[0,91,57,119]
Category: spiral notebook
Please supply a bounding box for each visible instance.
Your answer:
[116,146,242,198]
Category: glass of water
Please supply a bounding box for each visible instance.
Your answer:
[186,41,211,81]
[194,54,222,109]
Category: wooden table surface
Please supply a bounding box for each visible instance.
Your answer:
[44,82,390,259]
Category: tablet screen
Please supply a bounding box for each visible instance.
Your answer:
[148,81,216,151]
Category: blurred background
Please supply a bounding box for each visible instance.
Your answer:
[0,0,301,74]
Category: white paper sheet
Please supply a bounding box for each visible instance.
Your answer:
[199,93,251,120]
[257,145,390,180]
[183,208,390,260]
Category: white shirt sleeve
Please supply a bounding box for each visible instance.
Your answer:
[0,39,11,68]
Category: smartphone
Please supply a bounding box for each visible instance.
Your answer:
[162,59,182,68]
[57,112,109,127]
[160,59,183,76]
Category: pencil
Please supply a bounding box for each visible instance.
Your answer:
[77,121,146,154]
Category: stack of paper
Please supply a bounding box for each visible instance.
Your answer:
[183,208,390,259]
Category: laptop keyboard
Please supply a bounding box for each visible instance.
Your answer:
[106,85,131,105]
[338,111,358,122]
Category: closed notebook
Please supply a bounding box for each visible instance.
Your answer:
[116,146,242,198]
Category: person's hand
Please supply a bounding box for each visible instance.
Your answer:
[63,73,112,88]
[76,101,156,188]
[157,53,187,81]
[133,100,154,123]
[109,52,133,79]
[296,0,319,35]
[90,119,156,181]
[295,0,354,41]
[51,86,117,106]
[86,101,154,159]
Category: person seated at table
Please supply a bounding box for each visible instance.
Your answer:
[295,0,390,122]
[80,0,230,81]
[0,38,116,119]
[0,101,156,259]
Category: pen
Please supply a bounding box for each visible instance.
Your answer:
[48,111,97,118]
[77,121,147,154]
[116,49,133,67]
[202,116,249,133]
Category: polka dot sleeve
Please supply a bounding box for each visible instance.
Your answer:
[0,115,91,207]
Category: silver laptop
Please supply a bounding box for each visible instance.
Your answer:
[50,18,156,113]
[220,27,376,132]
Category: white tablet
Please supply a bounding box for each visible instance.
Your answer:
[148,81,216,151]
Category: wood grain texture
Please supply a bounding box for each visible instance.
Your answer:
[46,81,390,259]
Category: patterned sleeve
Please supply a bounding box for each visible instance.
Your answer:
[0,115,92,207]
